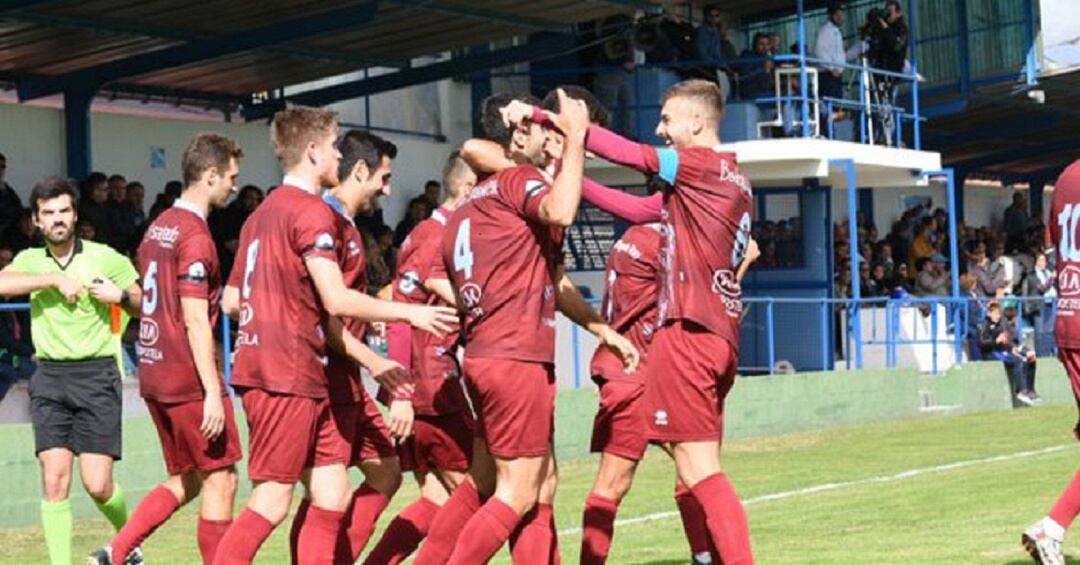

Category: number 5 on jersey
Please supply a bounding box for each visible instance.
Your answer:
[454,219,474,279]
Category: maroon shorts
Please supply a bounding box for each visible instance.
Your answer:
[643,320,737,443]
[240,389,346,483]
[398,412,475,475]
[146,397,243,476]
[590,379,647,461]
[1059,348,1080,441]
[463,357,555,459]
[332,390,396,467]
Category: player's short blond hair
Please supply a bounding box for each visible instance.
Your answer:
[442,151,474,199]
[270,105,339,169]
[662,79,725,126]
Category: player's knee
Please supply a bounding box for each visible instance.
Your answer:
[201,467,237,498]
[593,471,633,502]
[41,471,71,502]
[365,465,403,497]
[82,477,114,502]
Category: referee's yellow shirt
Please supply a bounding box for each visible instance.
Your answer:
[7,239,138,361]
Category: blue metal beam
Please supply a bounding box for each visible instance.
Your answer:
[829,158,862,370]
[63,89,93,180]
[4,10,406,69]
[17,1,381,101]
[0,70,248,106]
[925,112,1060,146]
[386,0,571,33]
[242,35,577,121]
[587,0,662,14]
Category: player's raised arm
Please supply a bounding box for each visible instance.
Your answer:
[736,236,761,283]
[460,138,517,175]
[583,178,663,224]
[536,90,590,227]
[552,265,639,373]
[306,256,457,337]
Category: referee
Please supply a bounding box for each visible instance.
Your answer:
[0,177,143,565]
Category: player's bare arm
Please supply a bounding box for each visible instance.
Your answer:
[221,284,239,318]
[460,138,515,174]
[180,296,225,440]
[306,255,457,337]
[553,265,640,373]
[325,316,414,397]
[424,278,458,308]
[87,278,143,318]
[736,236,761,283]
[0,270,83,303]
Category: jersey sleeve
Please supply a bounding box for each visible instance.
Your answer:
[395,224,437,299]
[642,146,683,186]
[505,167,552,222]
[294,201,339,261]
[102,248,139,289]
[176,232,216,299]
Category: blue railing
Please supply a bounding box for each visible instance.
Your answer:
[4,292,1056,387]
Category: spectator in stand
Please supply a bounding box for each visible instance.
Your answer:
[0,152,24,231]
[105,174,135,252]
[969,241,1006,298]
[979,301,1039,406]
[1024,252,1057,357]
[884,262,912,294]
[125,181,146,228]
[593,14,638,136]
[695,4,738,100]
[907,217,936,272]
[869,263,888,296]
[914,254,950,296]
[887,218,912,269]
[209,184,262,280]
[420,180,441,217]
[78,174,111,246]
[737,32,776,101]
[814,2,861,123]
[0,245,35,404]
[993,240,1019,295]
[1,208,36,253]
[960,274,984,360]
[147,180,182,221]
[75,219,97,242]
[363,230,392,292]
[375,225,397,283]
[393,197,429,247]
[877,241,896,277]
[1003,192,1032,252]
[859,261,882,298]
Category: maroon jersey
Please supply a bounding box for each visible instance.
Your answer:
[1050,160,1080,349]
[644,146,753,350]
[387,206,468,415]
[440,165,562,363]
[590,224,661,384]
[136,201,223,403]
[227,184,339,398]
[323,193,368,405]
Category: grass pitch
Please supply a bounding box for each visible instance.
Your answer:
[3,404,1078,564]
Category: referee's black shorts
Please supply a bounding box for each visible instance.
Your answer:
[30,358,123,459]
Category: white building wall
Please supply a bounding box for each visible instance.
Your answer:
[0,79,473,226]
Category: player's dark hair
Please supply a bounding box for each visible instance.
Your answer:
[480,92,542,149]
[30,176,79,215]
[542,86,611,128]
[182,132,244,187]
[336,129,398,182]
[827,2,843,16]
[108,174,126,184]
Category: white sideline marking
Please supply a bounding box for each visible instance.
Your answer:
[557,444,1074,536]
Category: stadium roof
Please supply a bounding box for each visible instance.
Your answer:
[0,0,653,108]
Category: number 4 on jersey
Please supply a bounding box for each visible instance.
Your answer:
[454,219,474,279]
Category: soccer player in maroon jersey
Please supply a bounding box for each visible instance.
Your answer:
[211,107,457,565]
[364,153,479,565]
[284,129,416,563]
[87,134,245,565]
[1022,160,1080,565]
[505,79,756,563]
[412,91,637,565]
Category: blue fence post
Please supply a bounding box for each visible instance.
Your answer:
[766,299,776,375]
[908,0,921,150]
[886,300,896,369]
[953,298,964,365]
[797,0,810,138]
[831,158,862,369]
[820,300,830,371]
[222,313,232,389]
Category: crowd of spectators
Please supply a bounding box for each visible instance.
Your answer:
[0,149,446,402]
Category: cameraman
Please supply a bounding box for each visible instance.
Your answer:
[861,1,908,145]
